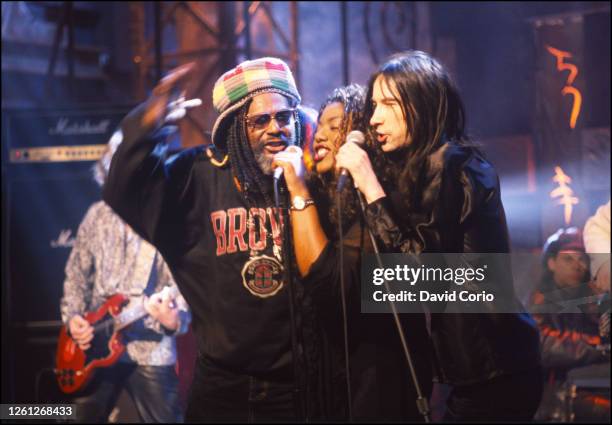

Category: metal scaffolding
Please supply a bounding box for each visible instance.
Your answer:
[128,1,300,147]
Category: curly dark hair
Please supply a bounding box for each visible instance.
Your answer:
[307,84,369,237]
[364,51,478,210]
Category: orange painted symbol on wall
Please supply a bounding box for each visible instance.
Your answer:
[550,166,579,225]
[546,45,582,129]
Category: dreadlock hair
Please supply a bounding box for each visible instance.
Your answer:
[307,84,370,238]
[225,97,301,210]
[365,50,480,211]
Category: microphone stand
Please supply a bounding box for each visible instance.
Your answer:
[336,191,353,421]
[338,187,430,423]
[275,177,306,421]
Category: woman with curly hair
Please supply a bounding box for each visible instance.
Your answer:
[274,84,433,421]
[308,84,365,239]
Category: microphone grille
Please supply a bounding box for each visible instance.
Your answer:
[285,145,303,157]
[347,130,365,145]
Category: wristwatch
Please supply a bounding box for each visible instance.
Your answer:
[291,195,315,211]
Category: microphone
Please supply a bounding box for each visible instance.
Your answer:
[273,145,303,180]
[336,130,365,192]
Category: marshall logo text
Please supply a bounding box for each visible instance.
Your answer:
[49,118,111,136]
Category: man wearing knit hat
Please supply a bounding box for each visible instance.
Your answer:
[103,58,319,422]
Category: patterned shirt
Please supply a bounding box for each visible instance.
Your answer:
[60,201,191,366]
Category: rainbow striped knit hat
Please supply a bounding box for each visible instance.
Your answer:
[211,57,301,148]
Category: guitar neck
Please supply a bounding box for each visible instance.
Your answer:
[113,286,179,331]
[114,301,148,331]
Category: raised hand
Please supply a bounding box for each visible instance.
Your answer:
[141,62,202,133]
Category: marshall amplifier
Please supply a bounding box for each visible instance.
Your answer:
[2,106,199,406]
[2,106,131,324]
[2,106,132,404]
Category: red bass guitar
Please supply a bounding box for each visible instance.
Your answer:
[55,287,178,393]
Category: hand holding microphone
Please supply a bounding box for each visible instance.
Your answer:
[336,131,365,192]
[273,145,304,180]
[272,146,309,196]
[335,131,386,204]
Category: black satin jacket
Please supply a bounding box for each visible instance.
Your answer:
[363,142,542,385]
[532,284,605,371]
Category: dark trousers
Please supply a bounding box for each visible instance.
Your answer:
[348,341,433,422]
[185,357,297,423]
[443,367,543,422]
[71,363,182,423]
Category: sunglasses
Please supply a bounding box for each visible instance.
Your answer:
[245,109,295,130]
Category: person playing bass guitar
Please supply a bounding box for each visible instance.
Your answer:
[59,136,191,423]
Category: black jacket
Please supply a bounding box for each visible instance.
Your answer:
[104,104,337,419]
[530,283,607,421]
[531,283,605,371]
[305,215,433,421]
[363,142,541,385]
